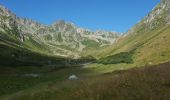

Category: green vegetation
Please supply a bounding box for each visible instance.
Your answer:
[97,52,134,64]
[24,36,50,53]
[81,39,101,49]
[0,1,170,99]
[0,65,93,98]
[0,61,170,100]
[0,28,95,67]
[94,25,170,67]
[0,43,61,66]
[0,43,95,67]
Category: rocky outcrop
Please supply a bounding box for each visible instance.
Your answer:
[0,5,119,57]
[128,0,170,34]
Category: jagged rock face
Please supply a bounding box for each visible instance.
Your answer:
[0,5,119,57]
[128,0,170,34]
[37,21,119,51]
[0,6,15,29]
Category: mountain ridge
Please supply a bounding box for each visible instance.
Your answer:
[1,0,170,66]
[0,5,120,58]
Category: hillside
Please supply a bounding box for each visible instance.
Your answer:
[96,0,170,66]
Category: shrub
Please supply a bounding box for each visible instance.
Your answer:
[97,52,134,64]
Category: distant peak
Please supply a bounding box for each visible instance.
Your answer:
[58,20,65,23]
[53,20,65,25]
[0,5,6,9]
[0,5,11,13]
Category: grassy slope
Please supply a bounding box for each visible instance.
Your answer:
[94,25,170,66]
[94,1,170,66]
[0,61,169,100]
[133,25,170,65]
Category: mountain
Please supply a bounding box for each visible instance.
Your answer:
[128,0,170,34]
[0,5,119,59]
[1,0,170,67]
[96,0,170,66]
[1,0,170,99]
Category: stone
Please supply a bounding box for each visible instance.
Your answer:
[68,74,78,80]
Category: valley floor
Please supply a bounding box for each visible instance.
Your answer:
[0,62,170,100]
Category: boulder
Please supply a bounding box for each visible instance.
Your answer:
[68,74,78,80]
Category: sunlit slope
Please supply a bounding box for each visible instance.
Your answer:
[96,0,170,65]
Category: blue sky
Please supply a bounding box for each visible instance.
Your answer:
[0,0,160,32]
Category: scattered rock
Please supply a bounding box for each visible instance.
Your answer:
[68,74,78,80]
[11,54,15,57]
[149,62,153,65]
[24,74,40,77]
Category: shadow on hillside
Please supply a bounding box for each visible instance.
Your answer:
[96,52,134,65]
[0,43,96,67]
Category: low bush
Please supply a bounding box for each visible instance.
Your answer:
[97,52,134,64]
